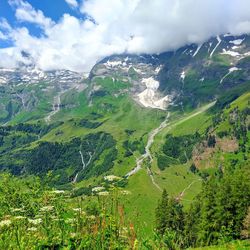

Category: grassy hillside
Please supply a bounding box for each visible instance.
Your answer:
[0,90,249,249]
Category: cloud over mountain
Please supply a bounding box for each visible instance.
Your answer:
[1,0,250,72]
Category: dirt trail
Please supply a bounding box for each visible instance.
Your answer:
[177,179,202,201]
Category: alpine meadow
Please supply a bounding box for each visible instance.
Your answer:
[0,0,249,249]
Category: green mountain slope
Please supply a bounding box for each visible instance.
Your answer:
[0,35,249,247]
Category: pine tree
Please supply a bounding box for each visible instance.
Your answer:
[155,189,169,235]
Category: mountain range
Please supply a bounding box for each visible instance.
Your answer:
[0,33,249,242]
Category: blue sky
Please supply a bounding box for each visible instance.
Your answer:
[0,0,83,47]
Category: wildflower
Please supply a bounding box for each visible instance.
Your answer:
[28,218,42,225]
[11,208,25,213]
[51,190,65,194]
[119,227,128,238]
[92,186,105,192]
[72,208,81,212]
[13,216,26,220]
[28,227,37,232]
[0,219,12,228]
[65,218,76,224]
[40,206,54,212]
[120,190,131,195]
[98,191,109,196]
[52,218,64,222]
[11,208,24,213]
[70,233,77,238]
[104,175,121,182]
[87,215,96,220]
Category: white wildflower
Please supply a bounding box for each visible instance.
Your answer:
[98,191,109,196]
[104,175,121,182]
[52,218,64,222]
[72,208,81,212]
[51,190,65,194]
[72,208,85,215]
[28,218,42,225]
[0,219,12,228]
[40,206,54,212]
[65,218,76,224]
[92,186,105,192]
[119,227,128,236]
[70,232,77,238]
[28,227,37,232]
[11,208,24,213]
[14,216,26,220]
[87,215,96,220]
[120,190,131,195]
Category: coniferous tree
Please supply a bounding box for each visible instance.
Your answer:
[155,189,169,235]
[155,189,185,237]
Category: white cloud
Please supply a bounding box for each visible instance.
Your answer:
[0,18,12,31]
[0,31,8,40]
[1,0,250,72]
[65,0,78,8]
[8,0,54,29]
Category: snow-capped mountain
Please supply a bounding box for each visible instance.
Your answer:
[0,33,250,124]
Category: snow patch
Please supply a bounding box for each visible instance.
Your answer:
[229,67,239,73]
[221,50,240,57]
[210,36,221,58]
[0,68,15,72]
[180,71,186,82]
[155,66,162,74]
[137,77,170,110]
[244,52,250,57]
[208,42,213,53]
[220,67,240,84]
[141,77,159,90]
[229,39,244,45]
[133,67,142,74]
[232,46,240,50]
[193,44,202,57]
[105,60,122,67]
[182,48,188,54]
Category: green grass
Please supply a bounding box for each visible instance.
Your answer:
[125,170,161,236]
[41,93,166,177]
[153,164,202,208]
[226,91,250,112]
[152,102,215,154]
[190,240,250,250]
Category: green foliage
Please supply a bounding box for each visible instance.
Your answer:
[155,189,185,248]
[155,189,184,234]
[153,164,250,249]
[78,118,103,129]
[207,135,216,148]
[162,133,201,164]
[211,84,250,113]
[184,166,250,247]
[0,132,117,185]
[123,138,145,157]
[0,174,142,249]
[157,155,178,170]
[189,163,198,174]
